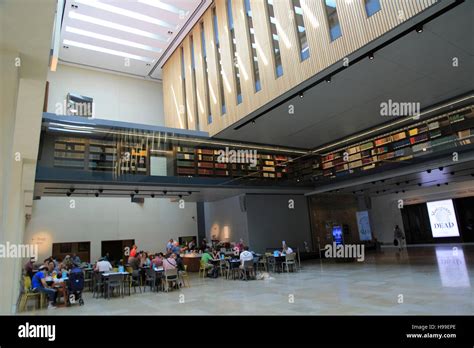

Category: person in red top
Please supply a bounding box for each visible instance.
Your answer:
[129,244,138,258]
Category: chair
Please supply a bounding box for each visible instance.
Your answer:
[164,268,179,292]
[198,260,207,279]
[257,255,268,272]
[105,273,123,299]
[227,260,240,280]
[92,272,104,298]
[83,269,93,292]
[112,267,118,272]
[282,253,297,272]
[179,265,190,288]
[240,260,255,280]
[18,276,43,312]
[129,270,142,294]
[144,268,157,292]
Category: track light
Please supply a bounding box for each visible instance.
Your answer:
[376,191,379,194]
[66,192,71,197]
[188,191,192,195]
[396,183,400,186]
[299,92,304,98]
[405,181,409,184]
[402,190,405,193]
[151,194,155,198]
[163,190,167,195]
[98,189,103,193]
[368,52,374,60]
[445,183,448,185]
[395,191,399,194]
[437,184,440,187]
[439,167,443,171]
[325,76,331,83]
[416,25,423,33]
[451,172,455,175]
[95,192,99,197]
[134,190,139,194]
[427,169,431,173]
[251,120,256,124]
[418,183,422,187]
[178,195,183,199]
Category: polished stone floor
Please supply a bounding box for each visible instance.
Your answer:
[23,244,474,315]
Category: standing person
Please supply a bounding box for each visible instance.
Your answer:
[166,239,174,253]
[200,238,208,251]
[32,265,57,309]
[129,245,138,259]
[393,225,405,252]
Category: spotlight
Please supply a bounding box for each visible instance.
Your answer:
[352,191,356,194]
[395,191,399,194]
[66,192,71,197]
[396,183,400,186]
[98,189,103,193]
[437,184,440,187]
[178,195,183,199]
[451,172,455,175]
[151,194,155,198]
[415,25,423,33]
[299,92,304,98]
[134,190,139,194]
[381,180,385,183]
[439,167,443,171]
[376,191,379,194]
[427,169,431,173]
[471,173,474,177]
[69,188,75,193]
[418,183,422,187]
[445,183,448,185]
[95,193,99,197]
[405,181,409,184]
[251,120,256,124]
[325,76,331,83]
[163,190,168,195]
[188,191,192,195]
[368,52,374,60]
[402,190,405,193]
[372,182,376,185]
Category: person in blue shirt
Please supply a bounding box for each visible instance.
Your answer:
[32,265,57,309]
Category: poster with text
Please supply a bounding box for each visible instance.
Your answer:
[356,211,372,241]
[426,199,460,238]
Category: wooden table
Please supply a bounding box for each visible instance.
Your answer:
[182,255,201,272]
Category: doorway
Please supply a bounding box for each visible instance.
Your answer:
[101,239,134,265]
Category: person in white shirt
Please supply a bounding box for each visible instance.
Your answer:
[94,257,112,272]
[239,246,254,268]
[282,241,293,255]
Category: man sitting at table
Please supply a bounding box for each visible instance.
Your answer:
[32,265,57,309]
[94,257,112,272]
[200,249,214,270]
[163,253,177,271]
[239,246,254,268]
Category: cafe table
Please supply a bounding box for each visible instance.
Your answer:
[101,272,129,299]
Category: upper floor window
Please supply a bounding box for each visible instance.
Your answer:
[227,0,243,104]
[365,0,381,17]
[325,0,342,41]
[212,7,226,115]
[267,0,283,76]
[200,22,212,124]
[292,0,309,61]
[244,0,261,92]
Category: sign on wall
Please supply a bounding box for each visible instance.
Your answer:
[426,199,460,238]
[356,211,372,241]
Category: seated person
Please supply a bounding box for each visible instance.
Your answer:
[128,256,140,271]
[151,253,164,268]
[94,257,112,272]
[211,249,219,260]
[282,245,294,255]
[31,265,57,309]
[139,252,151,267]
[239,246,254,268]
[24,257,35,279]
[163,253,177,271]
[200,249,214,269]
[175,254,185,272]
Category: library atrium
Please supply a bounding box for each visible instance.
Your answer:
[1,0,473,317]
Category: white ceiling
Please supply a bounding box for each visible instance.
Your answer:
[59,0,210,80]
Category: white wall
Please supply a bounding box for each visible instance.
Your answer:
[25,197,198,262]
[47,64,164,126]
[370,181,474,244]
[204,195,249,245]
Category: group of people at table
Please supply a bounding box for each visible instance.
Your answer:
[23,239,295,309]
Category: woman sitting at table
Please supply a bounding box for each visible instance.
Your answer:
[152,253,164,268]
[32,265,57,309]
[163,253,177,271]
[211,249,219,260]
[140,252,151,267]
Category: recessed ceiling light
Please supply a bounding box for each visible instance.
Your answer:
[68,11,168,42]
[75,0,176,30]
[138,0,189,16]
[63,39,155,63]
[66,26,162,53]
